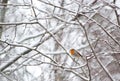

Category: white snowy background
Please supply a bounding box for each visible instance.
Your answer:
[0,0,120,81]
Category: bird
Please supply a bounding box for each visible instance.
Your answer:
[69,48,86,64]
[69,49,83,58]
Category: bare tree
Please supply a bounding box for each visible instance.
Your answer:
[0,0,120,81]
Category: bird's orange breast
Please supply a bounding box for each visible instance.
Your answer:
[70,49,75,55]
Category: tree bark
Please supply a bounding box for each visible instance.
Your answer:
[0,0,8,38]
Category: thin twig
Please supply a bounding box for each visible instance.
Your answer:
[86,57,91,81]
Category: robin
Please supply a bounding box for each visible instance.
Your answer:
[69,49,83,58]
[69,48,86,64]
